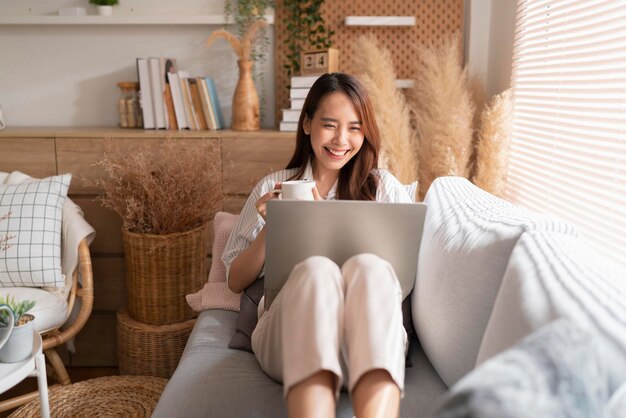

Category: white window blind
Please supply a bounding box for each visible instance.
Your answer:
[506,0,626,266]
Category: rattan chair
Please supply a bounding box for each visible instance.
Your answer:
[0,238,94,412]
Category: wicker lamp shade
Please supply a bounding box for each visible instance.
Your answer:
[123,223,207,325]
[117,310,195,378]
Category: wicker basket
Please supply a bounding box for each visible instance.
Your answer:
[117,310,195,378]
[123,223,207,325]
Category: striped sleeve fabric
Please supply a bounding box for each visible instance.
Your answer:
[221,168,298,285]
[478,230,626,392]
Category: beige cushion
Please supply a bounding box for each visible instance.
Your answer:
[1,287,68,333]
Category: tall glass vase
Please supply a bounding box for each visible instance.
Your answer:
[232,59,260,131]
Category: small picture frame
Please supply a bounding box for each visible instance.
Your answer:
[300,48,339,75]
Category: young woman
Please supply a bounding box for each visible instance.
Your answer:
[222,73,412,418]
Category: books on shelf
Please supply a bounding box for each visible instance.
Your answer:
[205,78,225,129]
[290,88,309,100]
[280,121,298,132]
[282,109,302,123]
[188,79,208,130]
[290,98,305,110]
[291,75,320,89]
[167,72,188,129]
[136,56,224,130]
[196,77,216,130]
[136,58,155,129]
[148,57,167,129]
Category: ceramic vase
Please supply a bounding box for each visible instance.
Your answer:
[231,59,260,131]
[97,6,113,16]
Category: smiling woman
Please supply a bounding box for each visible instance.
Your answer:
[221,73,414,418]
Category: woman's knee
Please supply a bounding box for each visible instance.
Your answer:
[342,253,399,289]
[288,256,344,293]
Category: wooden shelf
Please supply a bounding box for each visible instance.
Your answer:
[344,16,416,26]
[0,14,274,26]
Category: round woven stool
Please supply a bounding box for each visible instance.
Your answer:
[10,375,167,418]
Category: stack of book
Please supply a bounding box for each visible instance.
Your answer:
[279,75,320,132]
[136,57,225,130]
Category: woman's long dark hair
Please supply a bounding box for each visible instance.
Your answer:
[286,73,380,201]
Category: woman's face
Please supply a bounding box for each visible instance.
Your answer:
[304,92,365,175]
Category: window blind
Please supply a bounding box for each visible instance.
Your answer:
[506,0,626,266]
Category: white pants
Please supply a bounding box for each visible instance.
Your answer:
[251,253,407,399]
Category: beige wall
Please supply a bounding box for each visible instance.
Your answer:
[0,0,276,128]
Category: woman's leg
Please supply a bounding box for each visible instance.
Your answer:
[251,256,345,418]
[341,253,406,418]
[352,370,400,418]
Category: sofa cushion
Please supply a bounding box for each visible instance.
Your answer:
[433,319,613,418]
[152,309,447,418]
[186,212,241,312]
[0,286,67,333]
[477,230,626,392]
[412,176,577,387]
[0,173,71,288]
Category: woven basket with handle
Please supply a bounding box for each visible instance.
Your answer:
[123,223,207,325]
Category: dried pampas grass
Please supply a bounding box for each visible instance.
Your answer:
[472,89,514,198]
[353,34,418,184]
[207,19,268,61]
[467,74,487,179]
[408,33,474,200]
[95,140,222,235]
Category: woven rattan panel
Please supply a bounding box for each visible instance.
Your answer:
[274,0,465,126]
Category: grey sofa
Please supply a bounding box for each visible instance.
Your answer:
[153,177,626,417]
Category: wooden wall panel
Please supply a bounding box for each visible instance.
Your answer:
[0,137,56,178]
[57,137,222,195]
[0,128,295,368]
[70,312,118,367]
[223,195,248,214]
[92,257,127,312]
[73,197,124,255]
[222,136,296,195]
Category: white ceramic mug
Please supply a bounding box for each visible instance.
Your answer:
[273,180,316,200]
[0,106,5,130]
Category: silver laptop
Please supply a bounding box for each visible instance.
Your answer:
[264,200,427,309]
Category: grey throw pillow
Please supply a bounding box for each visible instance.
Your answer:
[228,276,264,353]
[433,319,614,418]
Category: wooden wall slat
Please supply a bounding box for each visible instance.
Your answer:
[223,195,248,214]
[222,136,296,195]
[70,312,118,367]
[92,257,127,312]
[73,197,124,255]
[0,137,56,178]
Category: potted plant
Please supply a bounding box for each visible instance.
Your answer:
[95,140,221,325]
[0,294,36,363]
[90,0,119,16]
[282,0,335,79]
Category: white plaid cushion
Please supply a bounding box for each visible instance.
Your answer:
[0,174,71,287]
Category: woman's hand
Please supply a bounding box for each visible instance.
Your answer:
[312,185,323,201]
[256,183,281,220]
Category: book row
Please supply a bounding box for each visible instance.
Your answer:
[280,75,320,132]
[136,57,225,130]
